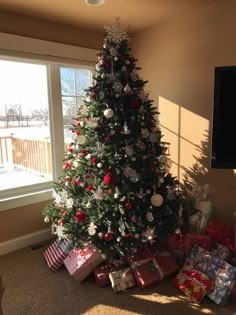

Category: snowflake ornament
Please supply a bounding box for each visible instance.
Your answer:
[104,17,130,45]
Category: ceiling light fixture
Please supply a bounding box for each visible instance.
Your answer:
[85,0,105,5]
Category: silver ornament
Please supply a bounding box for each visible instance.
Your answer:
[44,216,50,223]
[104,108,114,118]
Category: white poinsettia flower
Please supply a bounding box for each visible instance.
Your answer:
[65,198,74,209]
[93,187,104,200]
[78,135,86,144]
[55,225,66,240]
[87,117,99,128]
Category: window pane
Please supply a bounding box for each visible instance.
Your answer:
[0,60,52,191]
[60,67,76,96]
[60,66,92,147]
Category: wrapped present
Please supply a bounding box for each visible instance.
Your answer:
[186,245,236,305]
[44,238,72,271]
[127,243,179,288]
[207,220,235,249]
[64,243,103,283]
[94,261,125,287]
[109,268,136,292]
[173,263,213,303]
[167,233,212,267]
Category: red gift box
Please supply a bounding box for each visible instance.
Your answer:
[173,263,213,303]
[44,238,71,271]
[94,261,125,287]
[64,243,103,282]
[127,243,179,288]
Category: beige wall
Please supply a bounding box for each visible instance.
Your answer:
[132,0,236,226]
[0,10,103,49]
[0,11,102,243]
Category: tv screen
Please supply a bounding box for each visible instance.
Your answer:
[211,66,236,169]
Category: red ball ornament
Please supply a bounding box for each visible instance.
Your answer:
[125,202,132,209]
[104,232,113,241]
[75,210,86,223]
[130,99,140,109]
[105,63,111,68]
[130,56,136,63]
[75,130,80,136]
[125,233,132,239]
[103,173,116,185]
[91,157,97,164]
[81,149,87,155]
[65,176,72,182]
[87,185,93,191]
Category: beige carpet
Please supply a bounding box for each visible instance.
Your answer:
[0,241,235,315]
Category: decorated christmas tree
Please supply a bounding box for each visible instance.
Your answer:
[43,18,181,259]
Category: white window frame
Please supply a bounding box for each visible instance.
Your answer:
[0,33,98,211]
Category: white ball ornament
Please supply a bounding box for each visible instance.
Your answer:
[134,234,140,239]
[104,108,114,118]
[114,56,119,61]
[97,163,103,168]
[117,237,121,242]
[98,232,104,238]
[114,193,119,199]
[110,130,116,135]
[151,194,164,207]
[44,216,50,223]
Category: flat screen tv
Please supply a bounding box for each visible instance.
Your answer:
[211,66,236,169]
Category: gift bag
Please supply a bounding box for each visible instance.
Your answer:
[44,238,72,271]
[64,243,103,282]
[109,268,136,292]
[173,263,213,303]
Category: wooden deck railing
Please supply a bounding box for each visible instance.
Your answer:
[12,137,52,176]
[0,135,70,177]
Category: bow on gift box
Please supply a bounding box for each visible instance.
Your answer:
[207,221,235,251]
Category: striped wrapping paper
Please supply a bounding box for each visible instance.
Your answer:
[64,243,103,283]
[44,238,71,271]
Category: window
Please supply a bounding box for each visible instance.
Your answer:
[0,33,97,210]
[60,67,92,144]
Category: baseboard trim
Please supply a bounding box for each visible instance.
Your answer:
[0,228,52,256]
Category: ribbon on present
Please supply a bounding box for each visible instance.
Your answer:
[110,268,134,291]
[130,257,164,280]
[129,246,168,280]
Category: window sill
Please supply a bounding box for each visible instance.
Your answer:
[0,189,53,212]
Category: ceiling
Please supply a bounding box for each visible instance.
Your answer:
[0,0,216,34]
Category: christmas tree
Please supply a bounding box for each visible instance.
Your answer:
[43,18,181,259]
